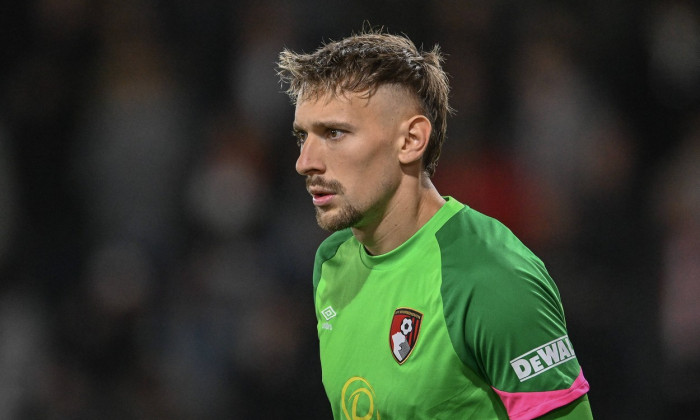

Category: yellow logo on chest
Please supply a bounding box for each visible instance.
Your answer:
[341,376,381,420]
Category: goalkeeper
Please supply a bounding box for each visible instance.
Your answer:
[277,29,592,420]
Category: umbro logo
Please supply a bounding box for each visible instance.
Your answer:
[321,306,337,321]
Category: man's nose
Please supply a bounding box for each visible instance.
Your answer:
[295,135,324,176]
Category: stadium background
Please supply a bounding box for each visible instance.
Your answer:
[0,0,698,418]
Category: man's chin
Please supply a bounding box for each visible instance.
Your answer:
[315,207,361,232]
[316,213,348,232]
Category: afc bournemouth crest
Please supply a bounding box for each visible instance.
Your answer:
[389,308,423,364]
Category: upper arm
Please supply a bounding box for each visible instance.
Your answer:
[456,253,590,418]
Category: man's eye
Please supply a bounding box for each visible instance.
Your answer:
[328,129,343,140]
[293,131,307,147]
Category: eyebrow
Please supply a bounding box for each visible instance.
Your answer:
[293,120,355,133]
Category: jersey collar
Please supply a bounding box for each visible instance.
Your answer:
[358,197,464,269]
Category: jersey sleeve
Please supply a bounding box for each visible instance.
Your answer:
[467,259,589,419]
[438,209,590,420]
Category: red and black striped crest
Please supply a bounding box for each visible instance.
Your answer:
[389,307,423,364]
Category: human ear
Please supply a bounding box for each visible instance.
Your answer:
[398,115,432,166]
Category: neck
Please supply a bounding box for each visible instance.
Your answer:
[352,177,445,256]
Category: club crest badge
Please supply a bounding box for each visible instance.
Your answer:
[389,308,423,364]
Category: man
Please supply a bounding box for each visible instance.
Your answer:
[277,30,592,419]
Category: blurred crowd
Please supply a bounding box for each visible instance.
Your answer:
[0,0,698,419]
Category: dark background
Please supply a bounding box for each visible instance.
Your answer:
[0,0,698,418]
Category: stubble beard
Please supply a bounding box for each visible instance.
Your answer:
[307,176,363,231]
[315,202,363,232]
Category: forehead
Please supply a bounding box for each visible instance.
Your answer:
[296,91,365,117]
[294,85,416,126]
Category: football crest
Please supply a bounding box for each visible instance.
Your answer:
[389,308,423,364]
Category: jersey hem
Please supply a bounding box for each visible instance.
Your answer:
[491,369,589,420]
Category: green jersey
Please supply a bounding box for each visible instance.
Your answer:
[312,197,589,419]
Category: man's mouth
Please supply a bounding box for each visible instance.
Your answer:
[310,190,336,206]
[307,177,342,207]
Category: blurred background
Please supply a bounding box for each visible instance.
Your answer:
[0,0,698,418]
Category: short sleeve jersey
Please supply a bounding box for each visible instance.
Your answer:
[312,197,589,420]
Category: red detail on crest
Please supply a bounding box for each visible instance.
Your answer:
[389,308,423,364]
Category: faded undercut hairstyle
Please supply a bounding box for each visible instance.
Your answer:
[277,30,452,177]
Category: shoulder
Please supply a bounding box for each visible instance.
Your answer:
[315,229,354,263]
[436,206,550,286]
[437,206,567,368]
[438,207,562,318]
[312,229,354,289]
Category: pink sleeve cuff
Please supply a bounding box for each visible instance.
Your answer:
[492,369,590,420]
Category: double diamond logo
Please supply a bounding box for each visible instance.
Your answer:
[321,306,337,321]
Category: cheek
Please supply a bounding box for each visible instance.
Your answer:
[338,134,401,193]
[347,151,401,198]
[355,137,399,171]
[366,144,402,180]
